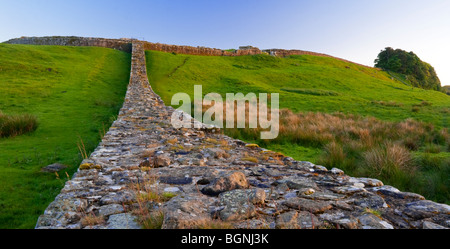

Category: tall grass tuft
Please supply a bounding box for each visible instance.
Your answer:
[363,143,415,180]
[0,111,39,138]
[318,141,347,169]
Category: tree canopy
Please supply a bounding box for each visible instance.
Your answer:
[374,47,441,91]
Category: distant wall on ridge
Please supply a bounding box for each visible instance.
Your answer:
[4,36,374,69]
[4,36,132,52]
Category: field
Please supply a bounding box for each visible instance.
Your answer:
[145,50,450,203]
[0,44,131,228]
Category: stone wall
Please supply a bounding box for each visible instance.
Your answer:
[4,36,374,69]
[142,41,262,56]
[4,36,132,52]
[33,40,450,229]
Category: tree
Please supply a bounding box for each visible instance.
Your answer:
[374,47,441,91]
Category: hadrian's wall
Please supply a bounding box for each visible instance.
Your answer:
[8,37,446,229]
[5,36,374,69]
[142,41,262,56]
[4,36,132,52]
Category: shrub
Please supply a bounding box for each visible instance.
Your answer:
[318,141,346,168]
[363,143,415,180]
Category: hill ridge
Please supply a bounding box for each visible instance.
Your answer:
[4,36,374,69]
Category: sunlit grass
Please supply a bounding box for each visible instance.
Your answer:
[0,44,131,228]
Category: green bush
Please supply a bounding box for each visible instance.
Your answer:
[375,47,441,91]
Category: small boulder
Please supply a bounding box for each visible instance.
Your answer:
[201,171,249,196]
[153,154,171,167]
[41,163,68,173]
[106,213,141,229]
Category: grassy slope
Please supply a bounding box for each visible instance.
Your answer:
[0,44,130,228]
[146,51,449,128]
[145,50,450,202]
[146,50,449,151]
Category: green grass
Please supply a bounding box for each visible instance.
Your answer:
[0,44,131,228]
[145,50,450,203]
[280,87,340,96]
[146,50,449,128]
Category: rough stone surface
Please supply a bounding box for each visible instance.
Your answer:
[218,189,266,221]
[32,39,450,230]
[284,197,333,214]
[106,213,141,229]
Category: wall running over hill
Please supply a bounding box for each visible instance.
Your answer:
[28,39,449,230]
[4,36,374,69]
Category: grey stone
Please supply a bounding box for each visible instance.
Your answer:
[162,194,213,229]
[296,212,321,229]
[153,154,171,167]
[275,211,299,229]
[404,200,450,219]
[422,221,448,229]
[98,204,124,217]
[164,187,181,193]
[355,177,383,187]
[233,219,272,229]
[205,148,230,159]
[300,191,346,201]
[319,211,346,221]
[331,168,344,175]
[349,177,383,187]
[218,189,266,221]
[276,211,320,229]
[353,193,388,209]
[358,213,393,229]
[41,163,68,173]
[331,218,358,229]
[159,176,192,185]
[376,189,425,200]
[275,176,318,190]
[107,213,141,229]
[99,191,136,205]
[312,165,328,172]
[201,171,249,196]
[333,186,366,195]
[284,197,332,214]
[368,185,400,193]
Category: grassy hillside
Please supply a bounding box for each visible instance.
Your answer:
[145,50,450,203]
[0,44,131,228]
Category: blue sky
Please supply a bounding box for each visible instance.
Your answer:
[1,0,449,85]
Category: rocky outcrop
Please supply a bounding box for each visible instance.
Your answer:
[33,40,449,230]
